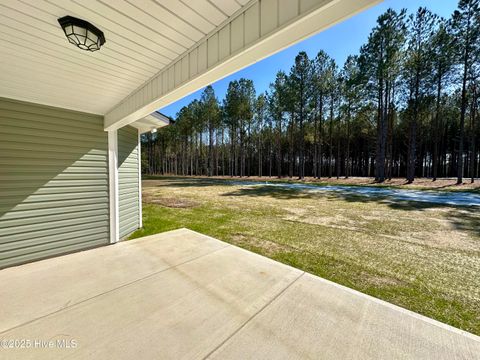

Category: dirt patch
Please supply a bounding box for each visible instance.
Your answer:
[361,214,405,222]
[143,194,198,208]
[283,207,308,216]
[360,272,406,287]
[231,233,291,256]
[380,228,480,252]
[283,207,363,231]
[408,230,477,252]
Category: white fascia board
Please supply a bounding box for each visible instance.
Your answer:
[148,112,170,125]
[130,112,170,134]
[105,0,382,131]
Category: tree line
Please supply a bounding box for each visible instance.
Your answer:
[143,1,480,183]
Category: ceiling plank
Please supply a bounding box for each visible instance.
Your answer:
[0,24,151,83]
[0,36,145,89]
[180,0,227,26]
[209,0,241,16]
[101,0,196,47]
[157,0,216,34]
[1,54,132,96]
[130,0,205,41]
[77,0,187,54]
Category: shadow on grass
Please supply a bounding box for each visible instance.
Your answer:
[339,194,480,236]
[149,177,228,188]
[469,187,480,194]
[222,185,317,200]
[146,176,480,237]
[449,211,480,235]
[222,185,480,237]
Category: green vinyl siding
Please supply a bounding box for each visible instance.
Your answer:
[118,125,140,239]
[0,98,109,268]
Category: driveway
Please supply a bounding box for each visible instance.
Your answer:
[0,229,479,359]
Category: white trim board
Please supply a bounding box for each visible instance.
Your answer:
[108,130,119,244]
[138,129,143,229]
[130,112,170,134]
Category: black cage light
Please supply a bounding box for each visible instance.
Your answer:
[58,16,106,52]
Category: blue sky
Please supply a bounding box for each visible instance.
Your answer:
[160,0,458,118]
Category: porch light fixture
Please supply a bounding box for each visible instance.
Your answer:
[58,16,105,52]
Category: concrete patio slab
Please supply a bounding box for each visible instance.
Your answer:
[210,273,480,359]
[0,229,228,332]
[0,228,479,359]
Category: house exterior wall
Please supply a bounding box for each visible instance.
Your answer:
[118,126,140,239]
[0,98,110,268]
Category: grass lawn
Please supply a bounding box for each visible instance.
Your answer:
[131,176,480,335]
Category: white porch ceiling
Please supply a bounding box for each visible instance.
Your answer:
[104,0,381,130]
[0,0,381,124]
[0,0,247,115]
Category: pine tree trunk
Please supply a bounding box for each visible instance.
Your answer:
[328,96,334,178]
[313,112,318,178]
[345,103,350,179]
[289,116,294,178]
[240,119,245,177]
[433,73,442,181]
[375,76,386,182]
[276,119,282,178]
[336,123,340,179]
[407,71,420,184]
[208,122,213,177]
[221,128,225,176]
[319,99,323,179]
[470,86,477,183]
[457,44,470,184]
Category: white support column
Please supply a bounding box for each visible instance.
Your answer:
[137,129,143,228]
[108,130,119,243]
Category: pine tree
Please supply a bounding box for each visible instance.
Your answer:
[430,19,455,181]
[451,0,480,184]
[289,52,312,179]
[341,55,362,178]
[200,86,220,177]
[268,71,287,178]
[360,9,406,182]
[312,51,333,179]
[404,7,437,183]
